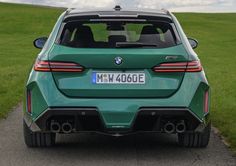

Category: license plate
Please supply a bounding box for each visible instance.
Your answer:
[92,72,145,84]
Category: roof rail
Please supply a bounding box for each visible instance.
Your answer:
[161,8,171,16]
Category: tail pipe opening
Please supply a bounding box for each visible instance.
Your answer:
[61,122,73,134]
[163,122,175,134]
[176,121,186,133]
[50,121,61,133]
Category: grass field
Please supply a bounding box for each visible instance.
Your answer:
[0,3,63,117]
[0,2,235,152]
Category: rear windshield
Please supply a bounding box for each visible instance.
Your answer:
[57,20,180,48]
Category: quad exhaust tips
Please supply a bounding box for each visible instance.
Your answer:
[164,122,175,134]
[50,122,61,133]
[50,121,73,133]
[163,121,186,134]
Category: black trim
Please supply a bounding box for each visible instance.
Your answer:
[32,107,204,135]
[35,107,104,132]
[130,107,202,133]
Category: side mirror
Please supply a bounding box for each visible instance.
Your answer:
[33,37,48,49]
[188,38,198,49]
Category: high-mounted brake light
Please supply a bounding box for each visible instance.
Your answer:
[153,60,202,72]
[34,60,84,72]
[27,90,32,114]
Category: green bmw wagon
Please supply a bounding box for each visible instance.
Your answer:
[24,6,211,147]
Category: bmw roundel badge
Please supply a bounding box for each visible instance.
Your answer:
[115,57,123,65]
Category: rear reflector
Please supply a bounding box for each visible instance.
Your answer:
[204,90,209,114]
[34,60,84,72]
[27,90,31,114]
[153,60,202,72]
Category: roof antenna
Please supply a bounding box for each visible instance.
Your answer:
[114,5,122,11]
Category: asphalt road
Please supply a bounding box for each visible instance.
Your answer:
[0,105,235,166]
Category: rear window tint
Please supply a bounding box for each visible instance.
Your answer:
[58,21,180,48]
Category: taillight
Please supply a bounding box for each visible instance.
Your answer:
[153,60,202,72]
[204,90,209,114]
[34,60,84,72]
[27,90,31,114]
[34,60,50,72]
[186,61,203,72]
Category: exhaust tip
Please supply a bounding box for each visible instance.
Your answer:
[50,122,61,133]
[164,122,175,134]
[176,121,186,133]
[61,122,73,134]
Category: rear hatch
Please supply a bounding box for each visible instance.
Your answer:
[48,17,189,98]
[48,44,188,98]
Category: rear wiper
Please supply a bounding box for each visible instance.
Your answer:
[116,42,157,48]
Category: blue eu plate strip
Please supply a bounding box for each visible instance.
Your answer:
[92,72,96,84]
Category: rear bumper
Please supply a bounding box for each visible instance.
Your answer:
[25,71,210,135]
[24,107,210,135]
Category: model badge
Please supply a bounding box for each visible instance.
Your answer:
[115,57,123,65]
[165,56,178,60]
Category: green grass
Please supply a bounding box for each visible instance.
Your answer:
[0,3,64,118]
[0,2,235,153]
[175,13,236,153]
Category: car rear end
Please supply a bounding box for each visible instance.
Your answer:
[24,8,210,147]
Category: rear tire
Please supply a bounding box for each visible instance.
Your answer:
[178,123,211,148]
[23,121,56,147]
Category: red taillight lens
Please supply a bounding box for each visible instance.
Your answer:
[34,60,84,72]
[27,90,31,114]
[186,61,202,72]
[153,60,202,72]
[204,90,209,114]
[34,60,50,72]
